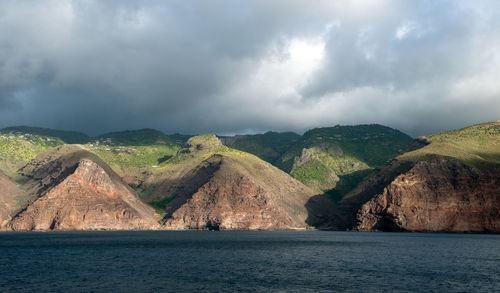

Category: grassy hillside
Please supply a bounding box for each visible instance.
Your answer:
[399,121,500,170]
[127,134,253,205]
[136,134,314,216]
[86,129,184,175]
[220,131,301,165]
[94,129,178,146]
[282,124,414,168]
[87,145,180,174]
[1,126,89,144]
[0,133,64,177]
[278,124,415,201]
[219,124,415,202]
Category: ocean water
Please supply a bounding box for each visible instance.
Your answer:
[0,231,499,292]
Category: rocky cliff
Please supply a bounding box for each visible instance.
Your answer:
[353,158,500,232]
[0,171,23,229]
[7,146,161,231]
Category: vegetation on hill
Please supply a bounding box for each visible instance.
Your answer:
[398,121,500,170]
[160,134,249,166]
[0,124,422,203]
[86,129,185,173]
[1,126,89,144]
[1,122,498,227]
[167,133,193,145]
[0,127,190,175]
[0,133,64,177]
[292,125,413,200]
[281,124,414,169]
[222,124,415,202]
[87,145,180,174]
[220,131,301,165]
[94,129,178,146]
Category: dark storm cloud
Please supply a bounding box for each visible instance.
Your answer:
[0,0,499,136]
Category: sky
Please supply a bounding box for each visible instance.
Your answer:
[0,0,499,137]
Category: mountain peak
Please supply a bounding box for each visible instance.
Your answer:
[184,134,222,152]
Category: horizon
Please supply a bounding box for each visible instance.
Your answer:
[2,120,498,139]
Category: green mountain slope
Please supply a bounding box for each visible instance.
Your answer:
[0,127,187,178]
[220,131,301,165]
[283,125,415,201]
[135,134,250,201]
[0,132,64,177]
[85,129,184,176]
[398,121,500,169]
[94,128,177,146]
[1,126,90,144]
[222,124,416,202]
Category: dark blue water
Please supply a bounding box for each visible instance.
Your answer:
[0,231,499,292]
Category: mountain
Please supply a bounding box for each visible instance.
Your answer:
[1,126,90,144]
[0,127,187,178]
[220,131,301,165]
[223,124,417,202]
[327,121,500,232]
[6,145,161,231]
[2,124,416,203]
[94,128,178,146]
[1,122,498,232]
[0,131,64,176]
[144,135,326,230]
[87,129,183,177]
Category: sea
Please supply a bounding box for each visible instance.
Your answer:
[0,231,499,292]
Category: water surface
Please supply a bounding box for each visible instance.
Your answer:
[1,231,498,292]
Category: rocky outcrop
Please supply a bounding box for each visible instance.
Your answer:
[353,158,500,232]
[318,160,414,230]
[0,171,23,229]
[154,153,321,230]
[8,146,160,231]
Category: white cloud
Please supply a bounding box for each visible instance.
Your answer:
[395,22,416,40]
[0,0,499,136]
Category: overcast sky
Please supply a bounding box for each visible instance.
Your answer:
[0,0,499,137]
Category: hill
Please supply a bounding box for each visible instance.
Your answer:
[224,124,416,202]
[0,132,64,177]
[6,145,161,231]
[94,128,178,146]
[1,126,90,144]
[140,135,327,230]
[398,121,500,169]
[86,129,183,176]
[220,131,301,165]
[0,127,187,178]
[328,121,500,233]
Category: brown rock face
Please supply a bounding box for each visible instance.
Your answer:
[0,171,23,229]
[8,148,160,231]
[157,153,319,230]
[354,158,500,232]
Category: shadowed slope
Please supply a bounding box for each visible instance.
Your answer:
[0,171,24,229]
[148,135,324,230]
[355,158,500,232]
